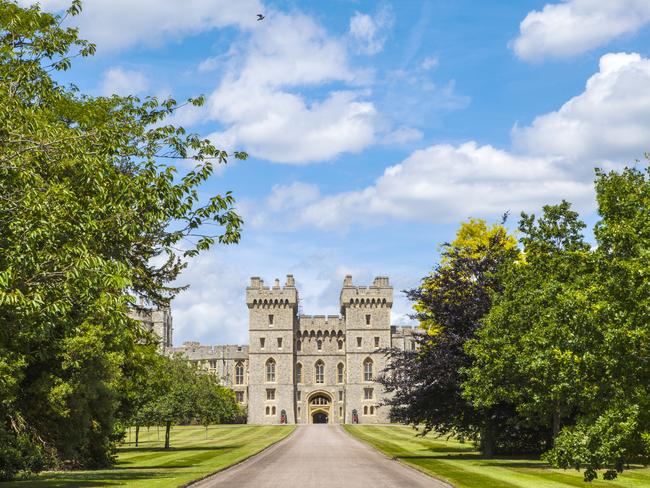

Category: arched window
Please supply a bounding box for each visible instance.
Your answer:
[370,406,375,415]
[272,406,276,415]
[297,339,301,351]
[363,358,373,381]
[337,363,344,383]
[266,406,270,415]
[338,339,343,350]
[310,395,330,406]
[363,406,368,415]
[315,360,324,384]
[235,362,244,385]
[296,363,302,383]
[317,339,322,351]
[266,358,276,382]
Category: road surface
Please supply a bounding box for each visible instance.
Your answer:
[192,425,450,488]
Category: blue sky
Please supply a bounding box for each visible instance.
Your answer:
[28,0,650,344]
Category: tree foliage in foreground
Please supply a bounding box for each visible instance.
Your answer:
[465,167,650,480]
[0,1,244,480]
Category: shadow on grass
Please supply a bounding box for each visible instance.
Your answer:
[118,445,238,453]
[7,470,172,487]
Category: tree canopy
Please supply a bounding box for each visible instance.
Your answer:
[0,1,244,479]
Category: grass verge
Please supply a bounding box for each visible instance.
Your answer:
[4,424,295,488]
[344,425,650,488]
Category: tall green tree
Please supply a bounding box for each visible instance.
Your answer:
[380,219,535,455]
[464,201,594,447]
[544,167,650,480]
[0,0,244,477]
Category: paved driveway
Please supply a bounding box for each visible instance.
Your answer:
[192,425,450,488]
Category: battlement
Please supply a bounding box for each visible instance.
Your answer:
[390,325,419,336]
[246,274,298,308]
[340,275,393,310]
[170,342,249,360]
[298,315,343,330]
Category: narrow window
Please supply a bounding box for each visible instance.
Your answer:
[374,336,380,348]
[338,339,343,350]
[337,363,344,384]
[315,360,324,384]
[266,406,270,415]
[317,339,322,351]
[370,406,375,415]
[364,388,373,400]
[363,406,368,415]
[339,406,343,417]
[236,391,244,403]
[266,358,276,382]
[235,362,244,385]
[298,406,301,417]
[364,358,373,381]
[268,314,274,326]
[296,363,302,383]
[260,337,266,349]
[356,337,362,348]
[297,339,301,351]
[272,406,276,415]
[266,388,275,400]
[338,390,344,401]
[277,337,283,349]
[365,314,371,325]
[296,390,301,401]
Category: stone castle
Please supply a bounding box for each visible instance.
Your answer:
[163,275,416,424]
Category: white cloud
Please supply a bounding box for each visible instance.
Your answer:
[513,52,650,169]
[294,142,594,228]
[20,0,263,51]
[202,11,381,164]
[420,56,439,70]
[99,68,149,96]
[512,0,650,62]
[349,6,394,55]
[258,51,650,229]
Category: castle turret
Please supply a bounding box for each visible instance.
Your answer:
[246,275,298,424]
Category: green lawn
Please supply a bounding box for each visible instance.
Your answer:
[344,425,650,488]
[4,424,295,488]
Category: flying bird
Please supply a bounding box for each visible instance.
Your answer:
[257,14,265,21]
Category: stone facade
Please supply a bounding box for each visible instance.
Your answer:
[129,306,173,350]
[167,274,417,425]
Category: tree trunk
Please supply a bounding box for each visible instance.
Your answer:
[135,425,140,447]
[552,403,562,445]
[480,424,496,458]
[164,421,171,449]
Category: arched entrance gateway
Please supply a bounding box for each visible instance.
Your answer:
[308,392,332,424]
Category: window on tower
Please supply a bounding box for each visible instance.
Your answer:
[296,363,302,383]
[315,360,324,383]
[317,339,322,351]
[260,337,265,349]
[337,363,344,383]
[364,358,373,381]
[268,314,274,326]
[277,337,283,349]
[266,358,276,382]
[356,337,362,348]
[374,336,380,348]
[365,314,371,325]
[235,362,244,385]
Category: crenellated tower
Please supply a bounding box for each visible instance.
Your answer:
[340,275,393,423]
[246,275,298,424]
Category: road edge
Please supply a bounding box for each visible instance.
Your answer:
[341,425,455,488]
[182,425,298,488]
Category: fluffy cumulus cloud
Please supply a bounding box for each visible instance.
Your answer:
[512,0,650,62]
[348,5,394,55]
[99,68,149,96]
[20,0,263,51]
[261,52,650,229]
[513,52,650,168]
[204,11,381,163]
[294,142,594,228]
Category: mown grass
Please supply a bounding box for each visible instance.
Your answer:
[345,425,650,488]
[4,424,295,488]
